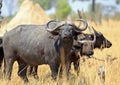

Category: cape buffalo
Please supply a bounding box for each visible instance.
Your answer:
[90,27,112,49]
[66,26,96,74]
[3,19,88,82]
[28,26,112,77]
[27,26,96,79]
[72,26,112,74]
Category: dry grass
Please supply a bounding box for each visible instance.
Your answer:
[0,20,120,85]
[0,0,120,84]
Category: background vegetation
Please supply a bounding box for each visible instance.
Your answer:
[19,0,120,21]
[1,0,120,22]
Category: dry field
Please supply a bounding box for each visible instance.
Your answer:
[0,20,120,85]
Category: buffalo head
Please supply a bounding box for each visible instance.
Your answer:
[89,27,112,49]
[46,19,88,39]
[46,19,88,54]
[73,26,96,56]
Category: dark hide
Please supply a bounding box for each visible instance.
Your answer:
[24,28,113,78]
[80,27,112,49]
[22,28,113,78]
[66,34,95,75]
[88,33,112,49]
[28,33,95,79]
[3,22,82,82]
[71,28,112,74]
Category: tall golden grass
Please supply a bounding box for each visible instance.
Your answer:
[0,20,120,85]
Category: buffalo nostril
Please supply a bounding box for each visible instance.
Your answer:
[110,43,112,46]
[65,32,72,36]
[88,51,94,55]
[107,43,112,48]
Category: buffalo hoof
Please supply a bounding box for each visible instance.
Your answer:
[52,75,57,80]
[34,75,39,80]
[22,76,29,83]
[24,78,29,83]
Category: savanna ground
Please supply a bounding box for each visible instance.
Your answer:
[0,20,120,85]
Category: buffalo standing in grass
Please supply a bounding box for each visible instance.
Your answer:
[27,25,96,79]
[2,19,88,82]
[72,26,112,74]
[28,26,112,78]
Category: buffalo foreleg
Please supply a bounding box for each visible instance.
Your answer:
[3,57,14,80]
[0,55,3,69]
[27,66,39,80]
[73,59,80,75]
[49,62,59,80]
[0,47,4,69]
[17,58,28,83]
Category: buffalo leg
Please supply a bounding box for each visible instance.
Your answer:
[66,61,71,79]
[49,63,59,80]
[17,59,28,83]
[73,59,80,75]
[0,55,3,69]
[57,61,71,80]
[0,48,4,69]
[28,66,39,80]
[3,57,14,80]
[27,66,33,76]
[32,66,39,79]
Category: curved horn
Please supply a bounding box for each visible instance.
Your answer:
[78,26,96,44]
[74,19,88,31]
[92,26,103,36]
[46,20,58,32]
[46,20,71,32]
[92,26,98,34]
[78,40,88,44]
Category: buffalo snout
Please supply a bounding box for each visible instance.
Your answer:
[106,40,112,48]
[81,42,94,56]
[87,50,94,56]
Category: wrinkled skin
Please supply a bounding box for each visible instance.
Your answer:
[3,21,86,83]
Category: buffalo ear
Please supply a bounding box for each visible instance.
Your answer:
[50,28,60,35]
[51,31,59,35]
[72,31,82,40]
[74,31,82,35]
[73,45,82,50]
